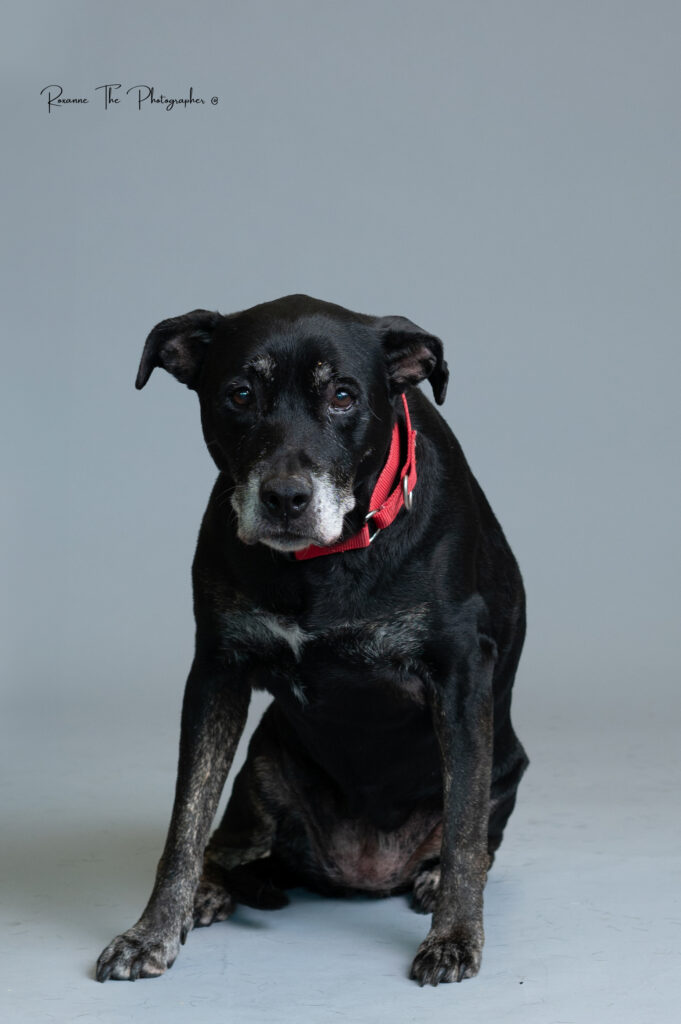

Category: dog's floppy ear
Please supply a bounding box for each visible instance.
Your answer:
[375,315,449,405]
[135,309,223,390]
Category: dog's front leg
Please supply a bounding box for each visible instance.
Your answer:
[96,655,250,981]
[410,622,494,986]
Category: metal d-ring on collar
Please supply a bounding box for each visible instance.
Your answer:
[402,473,414,511]
[364,507,382,544]
[365,473,414,544]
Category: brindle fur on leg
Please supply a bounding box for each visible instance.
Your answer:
[410,606,494,986]
[95,661,250,982]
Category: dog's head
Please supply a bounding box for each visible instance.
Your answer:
[136,294,448,552]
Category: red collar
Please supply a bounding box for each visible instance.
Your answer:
[295,394,417,560]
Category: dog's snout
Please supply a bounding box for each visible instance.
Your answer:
[260,475,313,521]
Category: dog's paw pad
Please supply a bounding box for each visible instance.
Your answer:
[409,930,482,986]
[193,879,235,928]
[411,864,440,914]
[96,926,181,982]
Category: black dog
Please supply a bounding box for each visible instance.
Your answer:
[96,294,528,986]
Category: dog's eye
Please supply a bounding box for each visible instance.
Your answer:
[230,386,253,408]
[330,389,355,412]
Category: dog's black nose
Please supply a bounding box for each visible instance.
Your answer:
[260,475,312,520]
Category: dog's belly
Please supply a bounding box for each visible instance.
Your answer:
[263,723,443,893]
[310,809,443,894]
[267,665,443,829]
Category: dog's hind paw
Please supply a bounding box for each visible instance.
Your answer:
[193,877,236,927]
[409,928,483,986]
[198,857,290,915]
[96,923,183,982]
[410,863,440,914]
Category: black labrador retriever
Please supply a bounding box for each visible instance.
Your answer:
[96,294,528,986]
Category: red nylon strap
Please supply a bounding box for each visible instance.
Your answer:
[295,394,417,560]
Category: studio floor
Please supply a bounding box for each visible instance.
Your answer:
[2,693,679,1024]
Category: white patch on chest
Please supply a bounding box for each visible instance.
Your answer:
[220,603,429,706]
[220,608,310,703]
[259,613,309,660]
[221,608,310,660]
[222,605,427,658]
[327,604,429,662]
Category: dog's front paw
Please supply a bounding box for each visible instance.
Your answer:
[96,922,184,982]
[409,926,483,986]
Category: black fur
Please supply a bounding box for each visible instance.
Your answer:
[96,294,528,986]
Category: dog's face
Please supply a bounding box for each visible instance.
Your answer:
[199,306,394,552]
[136,295,448,551]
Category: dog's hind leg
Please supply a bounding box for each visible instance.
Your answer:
[488,622,529,863]
[194,856,290,926]
[194,708,290,926]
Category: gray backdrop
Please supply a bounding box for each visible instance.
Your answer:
[2,2,680,1022]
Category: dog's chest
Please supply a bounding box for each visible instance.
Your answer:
[220,603,429,702]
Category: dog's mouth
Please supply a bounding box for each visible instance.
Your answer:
[255,530,325,553]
